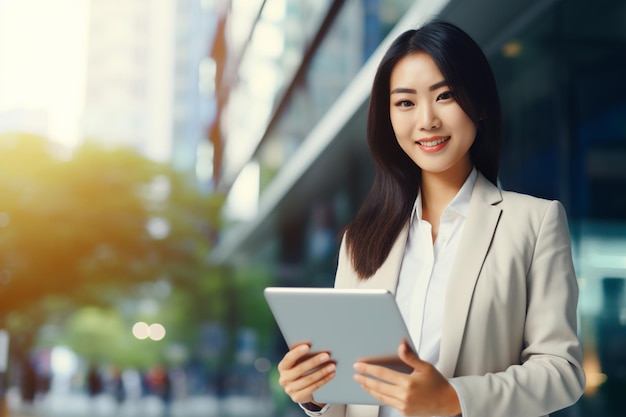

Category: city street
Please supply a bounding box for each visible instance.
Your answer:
[4,388,288,417]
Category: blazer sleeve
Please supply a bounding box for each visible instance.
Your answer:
[449,200,585,417]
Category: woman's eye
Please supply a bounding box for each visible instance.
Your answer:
[395,100,414,108]
[437,91,454,101]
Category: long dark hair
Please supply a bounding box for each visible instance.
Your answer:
[345,20,501,279]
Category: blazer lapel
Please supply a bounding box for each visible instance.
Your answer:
[438,174,503,378]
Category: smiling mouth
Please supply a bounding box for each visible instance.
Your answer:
[417,137,450,147]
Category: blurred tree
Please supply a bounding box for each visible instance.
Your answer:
[230,266,276,356]
[63,306,162,368]
[0,133,224,359]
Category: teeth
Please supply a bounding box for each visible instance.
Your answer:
[419,137,449,147]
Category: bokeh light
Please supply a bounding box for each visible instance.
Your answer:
[132,321,150,340]
[149,323,166,341]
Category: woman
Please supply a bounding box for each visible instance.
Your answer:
[278,21,585,417]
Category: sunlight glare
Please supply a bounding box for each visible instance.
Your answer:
[0,0,89,148]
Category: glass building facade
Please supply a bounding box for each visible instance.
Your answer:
[212,0,626,415]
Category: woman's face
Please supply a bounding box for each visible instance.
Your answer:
[389,52,476,180]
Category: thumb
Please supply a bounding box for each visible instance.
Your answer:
[398,340,425,370]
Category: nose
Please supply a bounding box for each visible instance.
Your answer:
[416,102,440,131]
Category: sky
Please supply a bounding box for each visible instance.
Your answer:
[0,0,89,148]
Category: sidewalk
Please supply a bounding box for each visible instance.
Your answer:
[5,390,280,417]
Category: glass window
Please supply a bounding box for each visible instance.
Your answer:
[254,0,415,193]
[490,0,626,414]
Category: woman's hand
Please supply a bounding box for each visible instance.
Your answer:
[353,341,461,416]
[277,343,336,406]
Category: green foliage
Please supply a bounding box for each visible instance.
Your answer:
[62,306,165,368]
[218,265,279,359]
[0,133,225,365]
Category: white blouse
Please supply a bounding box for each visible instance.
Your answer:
[380,168,477,417]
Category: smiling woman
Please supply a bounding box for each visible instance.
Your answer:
[275,21,584,417]
[389,52,477,182]
[0,0,89,147]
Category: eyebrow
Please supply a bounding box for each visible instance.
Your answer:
[390,80,449,95]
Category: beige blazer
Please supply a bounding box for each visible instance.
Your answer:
[319,173,585,417]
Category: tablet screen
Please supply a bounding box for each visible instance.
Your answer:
[264,287,416,405]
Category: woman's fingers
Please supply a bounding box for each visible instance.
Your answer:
[353,346,460,416]
[353,362,402,386]
[352,362,405,402]
[277,344,310,372]
[279,348,331,385]
[284,362,336,403]
[277,344,336,403]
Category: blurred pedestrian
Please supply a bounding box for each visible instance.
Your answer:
[87,363,102,397]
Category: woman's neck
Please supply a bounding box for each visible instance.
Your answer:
[420,166,473,223]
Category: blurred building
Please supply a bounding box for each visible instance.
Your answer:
[82,0,216,182]
[171,0,219,184]
[0,109,48,138]
[209,0,626,415]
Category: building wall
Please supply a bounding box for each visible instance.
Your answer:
[82,0,168,159]
[214,0,626,414]
[170,0,216,182]
[83,0,213,170]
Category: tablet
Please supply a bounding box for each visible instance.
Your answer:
[264,287,416,406]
